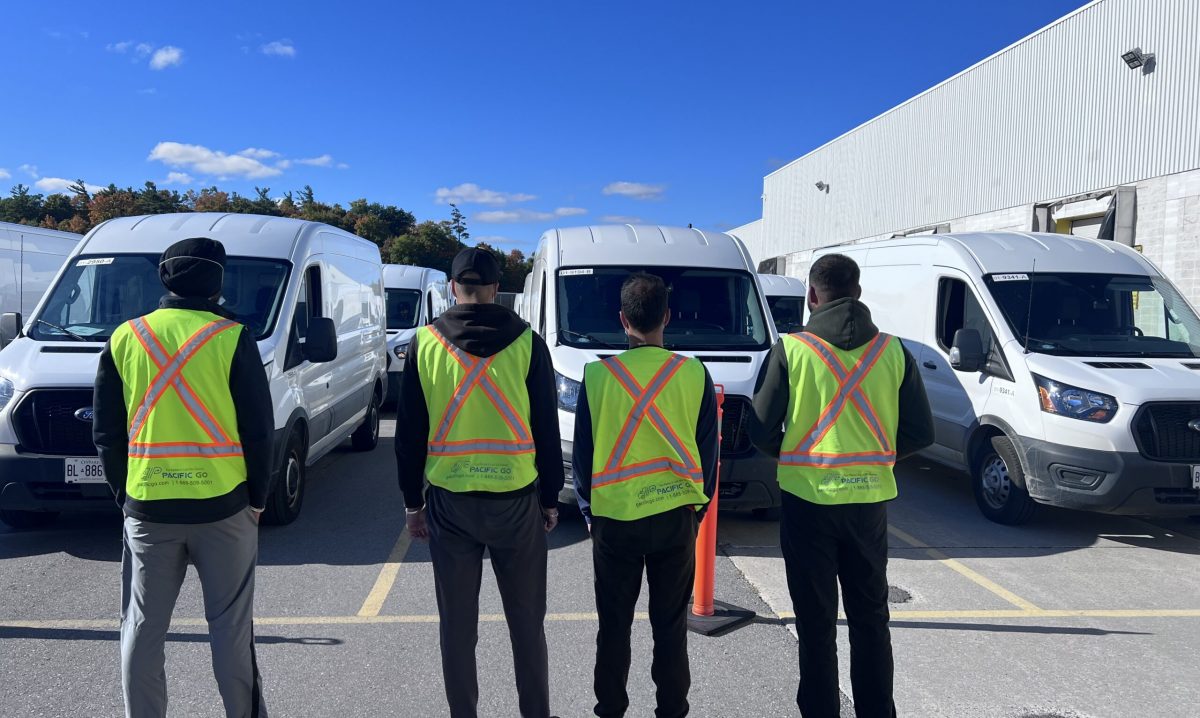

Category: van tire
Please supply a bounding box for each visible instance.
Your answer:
[351,392,381,452]
[263,432,306,526]
[972,435,1037,525]
[0,509,60,530]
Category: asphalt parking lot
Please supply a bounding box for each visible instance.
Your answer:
[3,415,1199,717]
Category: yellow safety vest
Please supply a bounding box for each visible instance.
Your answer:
[585,347,709,520]
[109,309,247,502]
[777,332,905,504]
[417,325,538,492]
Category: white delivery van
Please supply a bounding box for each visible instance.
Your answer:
[518,273,534,323]
[527,224,781,513]
[813,231,1200,524]
[0,221,81,316]
[759,273,807,335]
[0,213,388,528]
[383,264,448,404]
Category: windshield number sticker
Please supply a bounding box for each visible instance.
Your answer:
[77,258,115,266]
[993,273,1029,282]
[559,268,593,276]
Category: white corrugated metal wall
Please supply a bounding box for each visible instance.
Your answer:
[758,0,1200,260]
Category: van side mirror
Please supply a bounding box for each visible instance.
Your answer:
[949,328,985,373]
[303,317,338,363]
[0,313,23,349]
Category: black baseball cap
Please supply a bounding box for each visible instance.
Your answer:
[451,247,501,285]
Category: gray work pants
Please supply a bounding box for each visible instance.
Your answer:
[120,507,267,718]
[427,487,550,718]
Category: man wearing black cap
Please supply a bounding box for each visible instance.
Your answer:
[94,237,274,718]
[395,247,564,718]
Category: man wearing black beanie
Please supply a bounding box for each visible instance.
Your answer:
[93,236,274,718]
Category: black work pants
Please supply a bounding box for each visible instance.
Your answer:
[427,486,550,718]
[780,492,896,718]
[591,508,698,718]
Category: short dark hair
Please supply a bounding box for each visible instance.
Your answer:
[620,272,669,333]
[808,254,860,301]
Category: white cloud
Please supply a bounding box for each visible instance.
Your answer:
[149,46,184,70]
[475,207,587,224]
[602,181,665,200]
[555,207,587,217]
[261,40,296,58]
[295,155,333,167]
[275,159,293,170]
[163,171,193,185]
[106,40,133,53]
[34,177,104,194]
[435,183,536,206]
[238,147,279,160]
[19,164,39,178]
[0,168,9,180]
[336,162,350,170]
[148,141,281,179]
[474,235,521,246]
[600,215,644,224]
[136,43,153,57]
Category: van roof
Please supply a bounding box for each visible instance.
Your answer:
[79,213,365,260]
[821,232,1158,276]
[547,225,753,271]
[383,264,445,289]
[0,220,82,241]
[758,273,806,296]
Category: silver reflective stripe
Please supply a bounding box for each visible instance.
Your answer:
[794,334,890,454]
[594,457,701,485]
[131,317,229,443]
[478,373,532,442]
[129,443,244,458]
[794,333,892,451]
[128,320,238,441]
[432,351,493,442]
[647,410,702,475]
[602,355,689,472]
[131,318,170,365]
[428,440,536,454]
[428,325,532,444]
[779,451,895,467]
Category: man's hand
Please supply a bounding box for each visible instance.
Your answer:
[250,507,263,525]
[542,506,559,534]
[407,506,430,541]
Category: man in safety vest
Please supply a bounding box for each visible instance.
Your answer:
[394,247,564,718]
[572,272,719,718]
[93,237,274,718]
[751,254,932,718]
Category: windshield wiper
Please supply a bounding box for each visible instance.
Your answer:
[35,319,89,342]
[560,329,623,349]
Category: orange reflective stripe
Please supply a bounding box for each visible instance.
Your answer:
[425,326,532,450]
[129,318,228,444]
[602,355,690,471]
[784,333,891,458]
[789,332,893,452]
[592,457,702,489]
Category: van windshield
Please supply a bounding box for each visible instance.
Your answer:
[767,295,806,335]
[985,272,1200,358]
[556,266,770,351]
[386,288,422,330]
[31,254,290,342]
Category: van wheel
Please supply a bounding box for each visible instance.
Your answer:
[0,509,60,530]
[351,394,381,452]
[263,432,306,526]
[972,436,1037,525]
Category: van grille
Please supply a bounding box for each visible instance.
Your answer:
[720,395,753,456]
[13,389,97,456]
[1133,402,1200,462]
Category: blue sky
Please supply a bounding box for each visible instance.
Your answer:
[0,0,1089,251]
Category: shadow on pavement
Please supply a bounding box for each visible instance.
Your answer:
[750,615,1150,637]
[0,626,343,645]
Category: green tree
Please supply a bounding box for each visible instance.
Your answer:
[384,221,464,273]
[447,203,470,243]
[193,187,230,213]
[136,181,186,215]
[501,249,532,292]
[0,184,45,224]
[88,185,138,223]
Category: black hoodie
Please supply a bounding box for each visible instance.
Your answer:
[749,297,933,461]
[393,303,564,509]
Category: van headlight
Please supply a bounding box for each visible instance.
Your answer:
[0,376,13,412]
[556,371,581,413]
[393,346,407,362]
[1034,374,1117,423]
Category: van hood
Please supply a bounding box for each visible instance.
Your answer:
[0,338,102,390]
[1022,351,1200,405]
[551,343,765,400]
[387,327,418,351]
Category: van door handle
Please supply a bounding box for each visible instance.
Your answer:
[922,361,937,370]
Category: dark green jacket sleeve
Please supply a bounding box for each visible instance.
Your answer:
[228,328,275,509]
[749,341,789,459]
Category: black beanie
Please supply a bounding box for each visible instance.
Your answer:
[159,237,227,299]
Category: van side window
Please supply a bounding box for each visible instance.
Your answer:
[286,265,323,370]
[426,292,434,325]
[538,273,547,336]
[937,278,994,355]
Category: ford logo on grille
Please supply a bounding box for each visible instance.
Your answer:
[1189,419,1200,433]
[74,407,95,423]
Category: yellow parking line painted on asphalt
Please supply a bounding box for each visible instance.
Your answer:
[766,609,1200,620]
[357,527,413,617]
[887,525,1042,612]
[0,612,654,630]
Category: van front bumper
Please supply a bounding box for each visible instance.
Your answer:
[556,441,781,511]
[1019,437,1200,515]
[0,454,118,513]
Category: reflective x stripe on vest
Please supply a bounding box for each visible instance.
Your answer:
[777,331,904,505]
[586,348,708,521]
[112,309,248,502]
[418,325,537,492]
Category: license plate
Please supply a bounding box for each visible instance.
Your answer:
[65,457,106,484]
[1193,465,1200,491]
